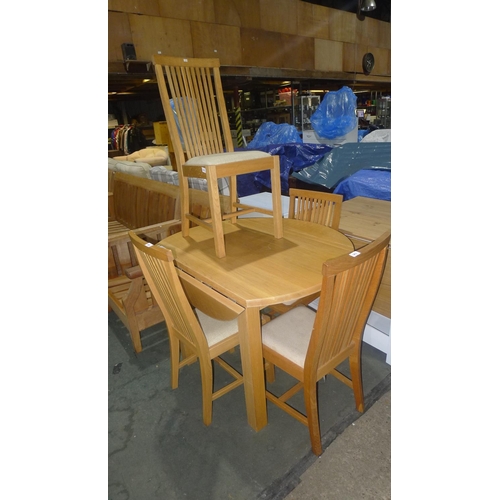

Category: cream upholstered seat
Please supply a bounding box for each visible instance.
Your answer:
[153,55,283,258]
[262,231,391,456]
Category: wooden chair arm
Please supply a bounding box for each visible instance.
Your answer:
[124,265,144,279]
[108,219,181,246]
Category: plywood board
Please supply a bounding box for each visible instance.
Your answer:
[314,38,343,73]
[378,21,391,50]
[343,43,390,76]
[259,0,298,35]
[240,28,284,68]
[108,12,132,63]
[129,15,193,60]
[297,1,330,40]
[330,10,356,43]
[356,16,380,46]
[280,34,314,71]
[214,0,261,29]
[108,0,160,16]
[191,21,242,65]
[159,0,216,23]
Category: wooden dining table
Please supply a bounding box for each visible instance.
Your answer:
[159,216,354,431]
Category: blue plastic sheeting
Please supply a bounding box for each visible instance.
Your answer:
[291,142,391,191]
[334,169,391,201]
[310,87,357,139]
[358,129,370,141]
[237,143,332,195]
[247,122,302,148]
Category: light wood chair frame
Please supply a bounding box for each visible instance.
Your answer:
[288,188,343,230]
[129,230,246,425]
[263,231,391,456]
[153,55,283,258]
[267,189,344,318]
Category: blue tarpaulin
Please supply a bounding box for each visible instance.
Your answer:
[334,169,391,201]
[291,142,391,191]
[236,143,332,196]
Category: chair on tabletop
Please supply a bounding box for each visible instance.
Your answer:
[152,55,283,258]
[266,189,344,319]
[129,230,246,425]
[261,231,391,456]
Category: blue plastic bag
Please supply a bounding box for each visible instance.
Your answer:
[247,122,302,148]
[310,87,357,140]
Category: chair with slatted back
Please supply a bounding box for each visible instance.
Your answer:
[261,231,390,456]
[153,55,283,258]
[129,230,245,425]
[266,189,344,319]
[288,188,343,229]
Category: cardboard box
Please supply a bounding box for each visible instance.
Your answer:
[153,121,171,146]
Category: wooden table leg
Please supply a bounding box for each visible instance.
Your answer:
[238,306,268,431]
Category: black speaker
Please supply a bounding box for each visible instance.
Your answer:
[121,43,137,61]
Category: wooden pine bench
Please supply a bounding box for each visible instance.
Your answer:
[108,171,233,352]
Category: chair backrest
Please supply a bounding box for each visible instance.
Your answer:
[128,231,243,353]
[128,230,211,355]
[153,56,234,170]
[288,188,343,230]
[306,231,391,378]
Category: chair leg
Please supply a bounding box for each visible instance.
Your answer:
[304,381,322,456]
[170,336,180,390]
[349,353,365,413]
[200,360,214,426]
[264,359,275,383]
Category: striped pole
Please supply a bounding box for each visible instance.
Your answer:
[234,87,244,148]
[235,106,243,147]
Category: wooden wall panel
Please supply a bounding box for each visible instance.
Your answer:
[342,43,356,73]
[378,21,391,50]
[371,47,390,76]
[280,34,314,70]
[329,10,356,43]
[259,0,298,35]
[214,0,261,29]
[158,0,215,23]
[314,38,343,72]
[108,0,390,78]
[129,15,193,60]
[241,28,284,68]
[191,22,242,65]
[342,44,390,76]
[297,1,330,40]
[109,12,132,62]
[108,0,160,16]
[356,17,380,46]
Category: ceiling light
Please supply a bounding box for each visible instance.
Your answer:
[357,0,376,21]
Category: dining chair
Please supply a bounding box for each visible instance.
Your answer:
[129,230,246,425]
[261,230,391,456]
[288,188,343,229]
[153,55,283,258]
[266,189,344,319]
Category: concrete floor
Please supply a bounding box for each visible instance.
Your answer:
[108,311,391,499]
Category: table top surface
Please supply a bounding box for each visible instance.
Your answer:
[160,217,354,309]
[338,196,391,242]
